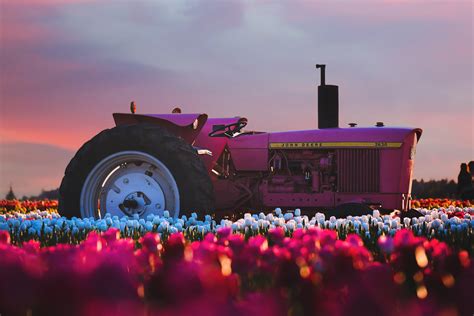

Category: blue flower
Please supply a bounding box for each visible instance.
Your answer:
[169,226,178,234]
[152,217,161,225]
[77,221,85,230]
[145,222,153,231]
[20,222,29,231]
[32,221,42,231]
[295,209,301,217]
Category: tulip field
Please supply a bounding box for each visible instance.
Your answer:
[1,199,473,315]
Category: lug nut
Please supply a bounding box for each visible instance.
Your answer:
[155,204,161,209]
[123,178,129,184]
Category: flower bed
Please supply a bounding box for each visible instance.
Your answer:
[1,207,473,254]
[412,198,472,209]
[0,199,58,214]
[0,227,472,315]
[1,198,472,214]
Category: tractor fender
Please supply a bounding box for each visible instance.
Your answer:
[113,113,208,144]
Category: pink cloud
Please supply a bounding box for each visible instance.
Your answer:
[183,0,245,31]
[280,1,468,23]
[2,0,100,5]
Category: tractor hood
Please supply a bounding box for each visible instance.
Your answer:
[268,127,422,149]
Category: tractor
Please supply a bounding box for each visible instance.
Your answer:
[59,65,422,219]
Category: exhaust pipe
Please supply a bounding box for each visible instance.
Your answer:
[316,64,339,129]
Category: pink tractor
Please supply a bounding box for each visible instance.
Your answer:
[59,65,422,218]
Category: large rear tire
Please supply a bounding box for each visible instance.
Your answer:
[59,124,214,218]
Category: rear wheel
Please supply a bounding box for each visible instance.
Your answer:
[59,124,214,218]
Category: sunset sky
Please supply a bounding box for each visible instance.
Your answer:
[0,0,473,197]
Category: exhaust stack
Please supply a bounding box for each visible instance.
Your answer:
[316,64,339,129]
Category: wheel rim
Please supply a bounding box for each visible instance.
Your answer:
[80,151,180,219]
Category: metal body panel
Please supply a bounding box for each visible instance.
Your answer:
[228,149,269,170]
[269,127,421,144]
[227,133,269,170]
[113,113,207,144]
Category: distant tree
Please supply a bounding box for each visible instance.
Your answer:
[28,188,60,200]
[412,179,458,199]
[5,185,17,200]
[37,188,59,200]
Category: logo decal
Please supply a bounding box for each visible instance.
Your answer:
[269,142,402,149]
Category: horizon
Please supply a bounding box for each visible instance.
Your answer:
[1,0,473,197]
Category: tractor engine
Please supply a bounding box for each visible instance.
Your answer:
[267,150,336,194]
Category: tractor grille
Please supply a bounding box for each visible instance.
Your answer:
[337,149,380,193]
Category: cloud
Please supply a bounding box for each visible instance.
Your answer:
[183,0,245,31]
[2,0,100,5]
[276,1,469,23]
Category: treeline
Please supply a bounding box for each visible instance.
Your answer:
[20,188,60,201]
[6,180,463,201]
[411,179,458,199]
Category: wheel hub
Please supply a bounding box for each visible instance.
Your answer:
[104,170,165,218]
[121,191,147,216]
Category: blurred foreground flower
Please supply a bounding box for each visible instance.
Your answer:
[0,227,472,316]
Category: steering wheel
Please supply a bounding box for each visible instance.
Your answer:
[208,119,248,138]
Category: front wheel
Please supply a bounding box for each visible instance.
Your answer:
[59,124,214,219]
